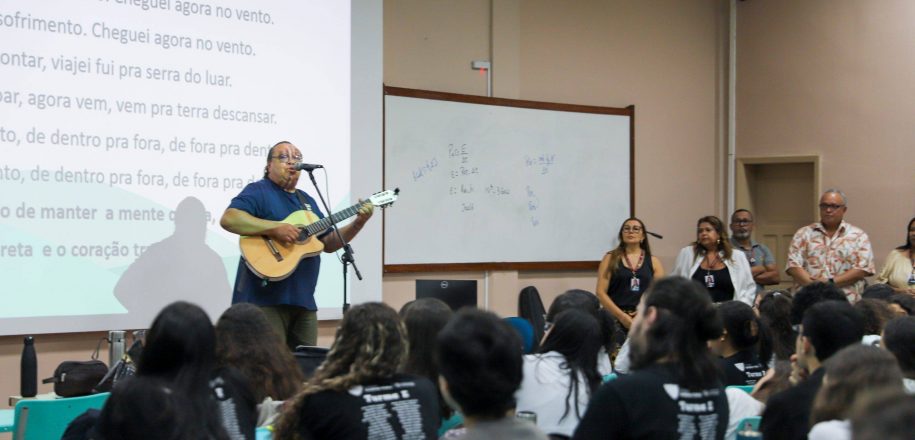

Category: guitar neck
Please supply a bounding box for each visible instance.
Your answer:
[302,203,363,236]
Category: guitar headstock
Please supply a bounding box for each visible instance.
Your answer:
[367,188,400,208]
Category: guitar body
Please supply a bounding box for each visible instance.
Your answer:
[237,188,399,281]
[239,210,325,281]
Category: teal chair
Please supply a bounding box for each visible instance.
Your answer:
[255,426,273,440]
[734,415,761,439]
[12,392,110,440]
[727,385,754,394]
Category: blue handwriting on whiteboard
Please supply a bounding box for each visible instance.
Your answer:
[412,158,439,181]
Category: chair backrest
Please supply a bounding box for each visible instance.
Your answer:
[13,392,110,440]
[727,385,754,394]
[293,346,329,379]
[504,317,535,354]
[518,285,546,348]
[734,416,761,439]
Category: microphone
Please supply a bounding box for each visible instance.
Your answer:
[293,163,324,172]
[646,231,663,239]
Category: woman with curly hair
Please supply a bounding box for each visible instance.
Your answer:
[215,303,305,406]
[274,302,440,440]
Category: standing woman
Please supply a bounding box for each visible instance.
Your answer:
[596,218,665,343]
[876,217,915,294]
[672,215,756,305]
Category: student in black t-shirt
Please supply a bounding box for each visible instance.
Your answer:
[274,302,440,440]
[573,276,729,440]
[94,301,257,440]
[709,301,768,386]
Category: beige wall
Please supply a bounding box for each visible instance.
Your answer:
[736,0,915,267]
[383,0,729,313]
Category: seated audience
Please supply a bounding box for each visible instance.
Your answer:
[709,301,768,386]
[275,302,440,440]
[861,282,895,301]
[875,216,915,294]
[516,309,602,437]
[853,298,895,345]
[887,293,915,316]
[756,290,795,364]
[95,301,256,440]
[750,360,792,404]
[573,277,729,439]
[850,390,915,440]
[760,300,864,440]
[438,308,549,440]
[215,303,305,403]
[399,298,456,432]
[545,289,616,375]
[672,216,756,305]
[808,345,904,440]
[881,316,915,394]
[93,376,192,440]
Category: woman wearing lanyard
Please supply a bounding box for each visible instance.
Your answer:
[596,218,664,348]
[672,215,756,305]
[876,217,915,294]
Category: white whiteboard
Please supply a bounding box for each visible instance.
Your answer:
[383,89,633,269]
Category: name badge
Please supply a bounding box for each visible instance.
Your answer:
[704,274,716,288]
[630,277,640,292]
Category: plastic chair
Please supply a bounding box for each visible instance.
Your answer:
[293,346,329,379]
[13,392,110,440]
[727,385,754,394]
[504,317,535,354]
[734,416,761,440]
[255,426,273,440]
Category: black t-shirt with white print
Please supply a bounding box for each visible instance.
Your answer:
[719,350,767,387]
[296,373,439,440]
[573,363,728,440]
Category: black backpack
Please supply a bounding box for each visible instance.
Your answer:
[518,286,546,350]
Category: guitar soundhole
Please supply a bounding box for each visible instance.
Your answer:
[297,229,309,242]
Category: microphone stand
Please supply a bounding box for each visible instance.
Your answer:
[306,169,361,314]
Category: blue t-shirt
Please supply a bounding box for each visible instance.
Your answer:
[228,178,327,310]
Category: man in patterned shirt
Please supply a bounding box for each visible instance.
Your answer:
[786,189,875,302]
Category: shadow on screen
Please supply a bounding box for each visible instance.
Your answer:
[113,196,229,324]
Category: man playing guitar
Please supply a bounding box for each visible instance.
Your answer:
[220,141,373,348]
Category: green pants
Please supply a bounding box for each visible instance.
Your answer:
[259,305,318,350]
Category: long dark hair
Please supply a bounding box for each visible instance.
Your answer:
[898,216,915,250]
[399,298,454,418]
[138,301,228,440]
[537,309,602,422]
[546,289,616,360]
[719,301,770,365]
[215,303,305,401]
[693,215,733,260]
[630,277,723,390]
[606,217,653,272]
[757,290,795,362]
[275,303,407,440]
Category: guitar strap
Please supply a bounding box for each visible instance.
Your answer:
[293,191,312,212]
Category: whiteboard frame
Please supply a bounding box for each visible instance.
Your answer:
[382,86,634,273]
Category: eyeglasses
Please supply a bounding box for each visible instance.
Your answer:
[818,203,845,211]
[622,226,643,232]
[271,154,303,163]
[731,220,753,226]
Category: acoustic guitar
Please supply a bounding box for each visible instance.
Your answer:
[240,188,399,281]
